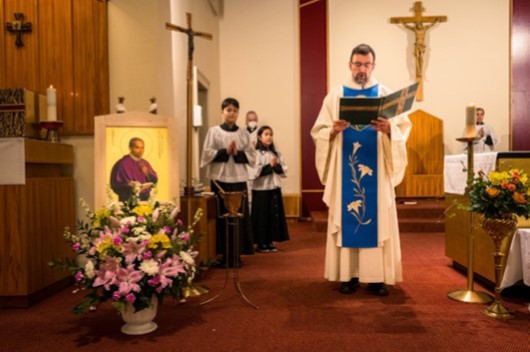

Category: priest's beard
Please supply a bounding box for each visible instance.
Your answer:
[354,73,368,86]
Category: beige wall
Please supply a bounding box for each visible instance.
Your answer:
[64,0,221,218]
[328,0,509,155]
[219,0,300,194]
[65,0,510,217]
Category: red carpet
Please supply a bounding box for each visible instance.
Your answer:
[0,222,528,352]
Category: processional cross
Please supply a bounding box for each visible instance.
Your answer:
[390,1,447,101]
[6,13,32,48]
[166,13,212,224]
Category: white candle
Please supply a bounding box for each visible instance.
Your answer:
[47,85,57,121]
[465,104,476,138]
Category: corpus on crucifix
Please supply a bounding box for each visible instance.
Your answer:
[166,13,212,197]
[390,1,447,101]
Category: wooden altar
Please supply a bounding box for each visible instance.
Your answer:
[0,139,75,307]
[179,194,217,266]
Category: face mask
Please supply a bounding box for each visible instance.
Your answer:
[247,121,257,129]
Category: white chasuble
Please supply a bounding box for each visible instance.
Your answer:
[311,76,412,284]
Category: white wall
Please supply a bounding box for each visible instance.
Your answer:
[66,0,511,216]
[65,0,221,218]
[219,0,510,197]
[328,0,509,154]
[219,0,300,194]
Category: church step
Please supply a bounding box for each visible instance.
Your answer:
[396,198,446,219]
[398,218,445,233]
[310,210,327,233]
[310,198,446,233]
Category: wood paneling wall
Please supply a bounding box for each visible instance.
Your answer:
[0,140,75,307]
[395,109,444,198]
[0,0,109,135]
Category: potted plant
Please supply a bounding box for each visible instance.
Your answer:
[50,185,202,333]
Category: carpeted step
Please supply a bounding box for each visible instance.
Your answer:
[310,210,327,232]
[311,199,446,233]
[396,199,446,218]
[398,217,445,233]
[397,198,445,233]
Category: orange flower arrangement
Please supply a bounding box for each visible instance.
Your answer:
[467,169,530,219]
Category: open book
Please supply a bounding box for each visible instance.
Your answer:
[339,82,419,125]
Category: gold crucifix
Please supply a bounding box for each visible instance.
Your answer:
[390,1,447,101]
[166,13,212,226]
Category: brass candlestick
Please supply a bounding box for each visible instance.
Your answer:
[40,120,64,143]
[480,214,517,319]
[447,137,493,304]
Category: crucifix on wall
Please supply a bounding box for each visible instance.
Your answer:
[390,1,447,101]
[6,13,32,48]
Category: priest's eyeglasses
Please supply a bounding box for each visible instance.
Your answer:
[351,62,373,69]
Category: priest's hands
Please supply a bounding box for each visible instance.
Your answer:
[227,140,238,156]
[330,120,350,139]
[370,117,391,135]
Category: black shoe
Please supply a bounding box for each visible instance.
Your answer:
[367,283,389,296]
[339,278,360,294]
[267,243,278,252]
[257,244,270,253]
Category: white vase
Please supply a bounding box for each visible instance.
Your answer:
[120,298,158,335]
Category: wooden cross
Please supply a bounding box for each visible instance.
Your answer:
[166,13,213,80]
[6,13,32,48]
[390,1,447,101]
[166,13,212,225]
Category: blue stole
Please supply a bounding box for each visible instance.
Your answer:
[341,85,379,248]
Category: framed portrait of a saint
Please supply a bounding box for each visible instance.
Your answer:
[94,112,179,209]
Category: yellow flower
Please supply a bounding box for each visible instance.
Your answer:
[347,200,362,215]
[148,233,172,249]
[93,208,111,228]
[132,205,153,217]
[488,171,510,186]
[485,187,500,198]
[358,164,373,178]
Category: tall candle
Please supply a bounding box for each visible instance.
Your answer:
[465,104,476,138]
[47,85,57,121]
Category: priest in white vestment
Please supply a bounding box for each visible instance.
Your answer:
[311,44,412,296]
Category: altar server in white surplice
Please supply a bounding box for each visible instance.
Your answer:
[200,97,256,268]
[311,44,412,296]
[462,107,497,153]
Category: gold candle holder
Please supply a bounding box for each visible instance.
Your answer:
[447,137,493,304]
[479,214,517,319]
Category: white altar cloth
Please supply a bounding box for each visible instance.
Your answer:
[0,138,25,185]
[444,152,497,194]
[500,228,530,290]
